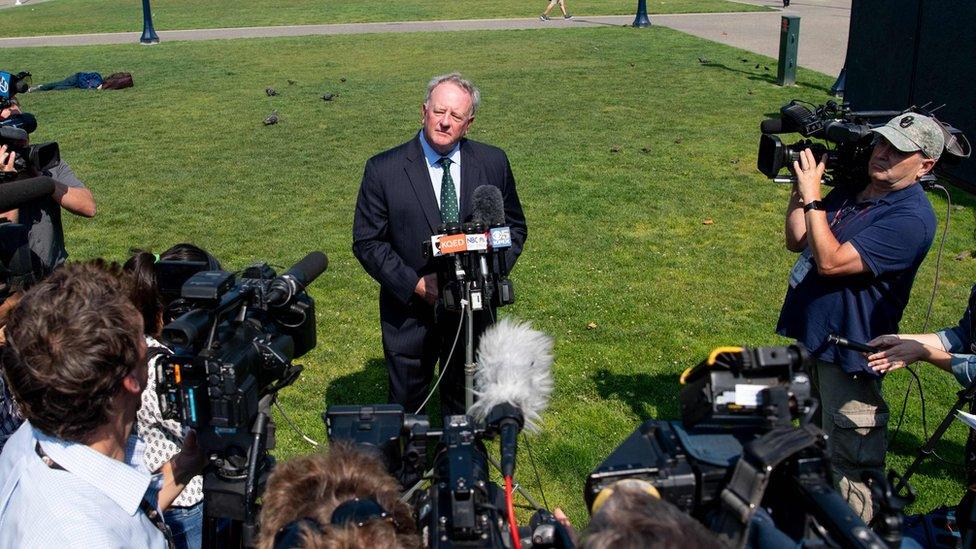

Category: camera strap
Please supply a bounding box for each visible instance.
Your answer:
[711,424,827,548]
[34,441,176,549]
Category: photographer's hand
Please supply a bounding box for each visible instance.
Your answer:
[0,145,16,173]
[790,147,870,277]
[552,507,579,544]
[785,148,826,252]
[157,429,205,510]
[792,148,826,203]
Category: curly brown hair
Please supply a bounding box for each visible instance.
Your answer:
[1,260,142,442]
[257,442,421,549]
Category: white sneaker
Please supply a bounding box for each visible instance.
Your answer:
[14,1,23,6]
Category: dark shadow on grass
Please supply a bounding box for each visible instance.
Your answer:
[325,357,389,407]
[592,368,682,421]
[324,357,446,427]
[887,428,967,483]
[699,62,833,95]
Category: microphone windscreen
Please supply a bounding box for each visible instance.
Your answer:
[0,176,55,212]
[471,185,505,225]
[469,317,554,432]
[284,251,328,285]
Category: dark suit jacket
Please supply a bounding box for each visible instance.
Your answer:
[353,135,527,355]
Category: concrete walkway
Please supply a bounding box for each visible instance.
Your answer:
[662,0,850,75]
[0,0,849,75]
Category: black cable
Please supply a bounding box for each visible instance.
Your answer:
[887,184,951,450]
[921,184,951,333]
[888,371,915,447]
[917,185,958,465]
[522,434,550,511]
[908,366,929,440]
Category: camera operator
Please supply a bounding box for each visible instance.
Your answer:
[353,72,527,417]
[0,261,203,548]
[125,244,221,549]
[581,479,722,549]
[0,98,96,270]
[256,442,421,549]
[776,113,944,521]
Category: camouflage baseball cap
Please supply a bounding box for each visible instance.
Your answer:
[872,113,945,160]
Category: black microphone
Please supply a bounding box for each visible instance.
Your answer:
[471,185,509,281]
[827,334,878,354]
[471,185,505,225]
[266,251,328,307]
[0,176,55,212]
[468,317,554,477]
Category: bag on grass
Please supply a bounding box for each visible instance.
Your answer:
[101,72,134,90]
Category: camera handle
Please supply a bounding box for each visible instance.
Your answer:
[398,447,546,513]
[464,282,477,412]
[202,392,278,549]
[864,470,906,547]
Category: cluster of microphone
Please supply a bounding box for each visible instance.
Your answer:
[423,185,515,312]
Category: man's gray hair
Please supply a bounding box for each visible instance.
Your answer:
[424,73,481,117]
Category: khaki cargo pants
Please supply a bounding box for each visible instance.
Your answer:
[810,360,889,523]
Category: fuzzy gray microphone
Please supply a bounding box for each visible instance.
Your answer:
[471,185,506,226]
[468,317,555,433]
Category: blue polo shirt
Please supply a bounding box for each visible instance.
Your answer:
[777,183,936,376]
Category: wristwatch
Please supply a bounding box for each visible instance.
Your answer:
[803,200,825,213]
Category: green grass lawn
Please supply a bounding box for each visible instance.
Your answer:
[0,0,767,37]
[9,26,976,530]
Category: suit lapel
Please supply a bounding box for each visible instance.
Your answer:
[459,139,484,221]
[404,135,442,232]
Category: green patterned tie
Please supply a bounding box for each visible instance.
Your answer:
[439,157,459,223]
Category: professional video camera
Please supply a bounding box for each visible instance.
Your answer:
[0,176,58,305]
[0,127,60,180]
[154,251,327,543]
[587,345,898,548]
[0,70,60,181]
[757,100,971,188]
[0,71,30,109]
[325,318,570,549]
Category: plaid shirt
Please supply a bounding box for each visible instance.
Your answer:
[0,374,24,454]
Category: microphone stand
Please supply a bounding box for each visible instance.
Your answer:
[465,298,476,412]
[892,375,976,499]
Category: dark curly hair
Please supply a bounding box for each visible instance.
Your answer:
[257,442,421,549]
[1,260,142,442]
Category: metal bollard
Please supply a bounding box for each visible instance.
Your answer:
[140,0,160,45]
[632,0,651,28]
[777,15,800,86]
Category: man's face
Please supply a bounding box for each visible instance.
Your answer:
[122,315,149,401]
[421,82,474,155]
[868,137,935,190]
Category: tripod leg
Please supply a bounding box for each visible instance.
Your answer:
[893,395,968,497]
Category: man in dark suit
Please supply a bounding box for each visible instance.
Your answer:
[353,73,527,417]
